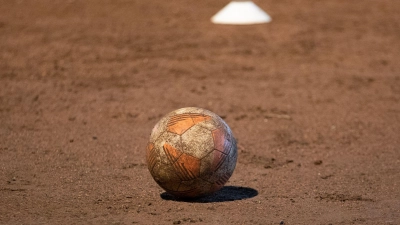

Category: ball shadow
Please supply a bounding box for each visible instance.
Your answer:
[160,186,258,203]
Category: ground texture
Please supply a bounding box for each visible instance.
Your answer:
[1,0,400,224]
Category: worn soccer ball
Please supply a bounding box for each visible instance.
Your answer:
[146,107,237,198]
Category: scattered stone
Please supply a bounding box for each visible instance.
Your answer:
[321,174,333,179]
[314,160,323,165]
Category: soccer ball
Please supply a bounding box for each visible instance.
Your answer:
[146,107,237,198]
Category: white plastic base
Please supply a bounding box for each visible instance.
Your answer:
[211,1,272,25]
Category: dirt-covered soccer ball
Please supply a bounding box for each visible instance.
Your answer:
[146,107,237,198]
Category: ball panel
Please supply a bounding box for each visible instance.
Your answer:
[228,140,238,163]
[163,143,182,164]
[153,131,182,165]
[226,139,238,173]
[149,126,165,143]
[173,179,215,198]
[166,112,212,135]
[212,128,227,152]
[173,107,208,115]
[163,143,201,181]
[200,149,234,184]
[191,113,212,124]
[216,119,234,140]
[199,151,213,176]
[211,149,229,172]
[166,188,200,198]
[178,180,197,192]
[151,163,181,191]
[196,117,221,131]
[172,153,201,180]
[162,179,205,198]
[215,142,237,187]
[146,142,157,172]
[215,172,231,186]
[167,113,195,135]
[181,125,214,159]
[150,115,170,143]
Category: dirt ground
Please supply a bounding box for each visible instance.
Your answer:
[1,0,400,224]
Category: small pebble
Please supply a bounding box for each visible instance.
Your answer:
[314,160,323,165]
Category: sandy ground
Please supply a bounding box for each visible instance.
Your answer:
[1,0,400,224]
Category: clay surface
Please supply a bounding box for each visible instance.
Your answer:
[1,0,399,224]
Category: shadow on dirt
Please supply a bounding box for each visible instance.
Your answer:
[160,186,258,203]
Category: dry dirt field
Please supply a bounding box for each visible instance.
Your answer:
[1,0,400,224]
